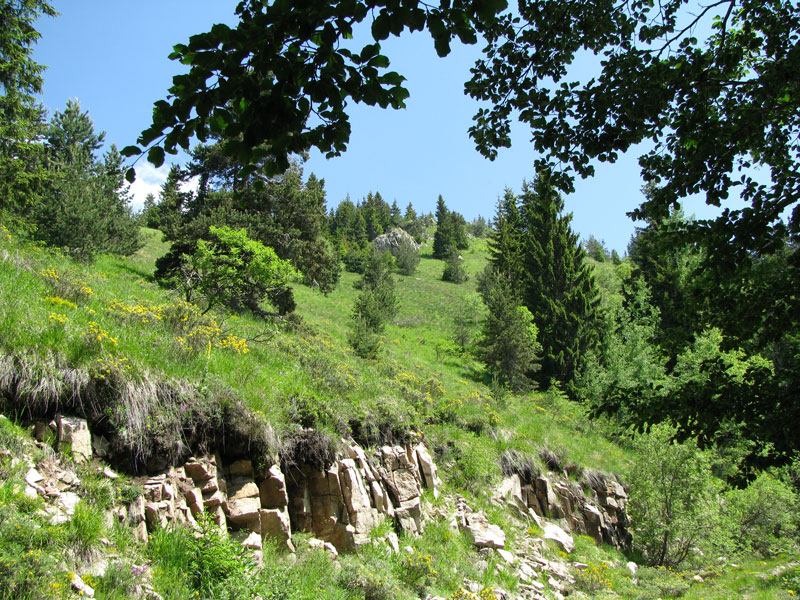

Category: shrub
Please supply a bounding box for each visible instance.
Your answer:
[348,316,383,359]
[723,472,800,556]
[395,236,420,275]
[442,248,468,283]
[627,422,725,567]
[188,225,300,314]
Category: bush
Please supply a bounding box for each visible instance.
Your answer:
[442,248,468,283]
[627,422,725,567]
[348,316,383,359]
[395,236,420,275]
[188,225,300,313]
[723,472,800,556]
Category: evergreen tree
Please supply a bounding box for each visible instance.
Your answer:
[516,172,602,387]
[0,0,56,225]
[442,247,468,283]
[432,195,468,258]
[32,101,141,260]
[477,267,542,392]
[487,188,523,284]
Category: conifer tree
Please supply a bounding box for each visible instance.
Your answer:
[487,188,523,284]
[516,173,602,387]
[0,0,56,225]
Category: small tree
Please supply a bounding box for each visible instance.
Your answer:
[349,247,399,356]
[188,226,300,313]
[442,247,468,283]
[451,292,483,351]
[477,268,542,391]
[628,423,724,567]
[394,235,420,275]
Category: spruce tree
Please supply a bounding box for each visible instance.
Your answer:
[432,195,453,258]
[487,188,523,284]
[516,172,602,387]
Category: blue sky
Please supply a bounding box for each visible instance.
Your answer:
[33,1,721,254]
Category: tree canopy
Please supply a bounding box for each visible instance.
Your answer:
[128,0,800,266]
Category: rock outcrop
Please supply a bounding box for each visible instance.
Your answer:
[372,228,420,255]
[493,471,631,548]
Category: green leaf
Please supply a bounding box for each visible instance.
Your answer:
[147,146,166,168]
[371,14,390,41]
[120,145,142,157]
[125,167,136,183]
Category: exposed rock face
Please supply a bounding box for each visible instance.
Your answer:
[372,228,420,255]
[493,471,631,549]
[29,412,631,560]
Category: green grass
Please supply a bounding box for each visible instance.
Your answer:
[4,224,796,599]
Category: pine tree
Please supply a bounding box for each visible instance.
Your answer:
[0,0,56,225]
[432,195,467,258]
[517,172,602,387]
[487,188,523,283]
[32,101,141,260]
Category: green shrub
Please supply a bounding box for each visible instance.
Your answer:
[348,316,383,359]
[627,422,725,567]
[442,248,468,283]
[395,237,420,276]
[724,472,800,556]
[189,225,300,313]
[66,501,104,558]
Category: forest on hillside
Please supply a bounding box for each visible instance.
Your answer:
[1,0,799,599]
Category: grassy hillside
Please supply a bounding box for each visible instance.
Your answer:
[0,226,797,600]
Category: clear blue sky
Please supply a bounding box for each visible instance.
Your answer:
[33,1,728,254]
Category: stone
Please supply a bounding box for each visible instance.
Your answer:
[415,444,441,498]
[25,468,44,485]
[261,508,294,551]
[626,561,638,575]
[372,228,420,255]
[237,530,263,550]
[543,522,574,553]
[493,475,525,508]
[86,558,109,579]
[227,496,262,531]
[102,466,119,480]
[259,464,289,508]
[184,487,203,507]
[497,549,516,564]
[384,532,400,554]
[227,459,254,478]
[308,537,339,560]
[463,512,506,549]
[184,457,217,482]
[339,459,376,534]
[58,416,92,463]
[59,491,81,515]
[70,572,95,598]
[33,421,49,442]
[227,478,259,502]
[128,495,146,524]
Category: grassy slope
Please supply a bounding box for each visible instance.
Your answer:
[1,227,797,600]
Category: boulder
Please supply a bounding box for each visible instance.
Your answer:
[543,522,574,553]
[463,512,506,549]
[372,228,420,255]
[261,508,294,552]
[415,444,441,498]
[339,458,377,535]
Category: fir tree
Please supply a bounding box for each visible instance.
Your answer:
[516,172,602,387]
[487,188,523,284]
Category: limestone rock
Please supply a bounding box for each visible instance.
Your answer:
[58,416,92,463]
[261,508,294,552]
[70,572,95,598]
[463,512,506,549]
[543,522,574,553]
[259,464,289,509]
[372,228,420,255]
[339,458,376,535]
[415,444,441,498]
